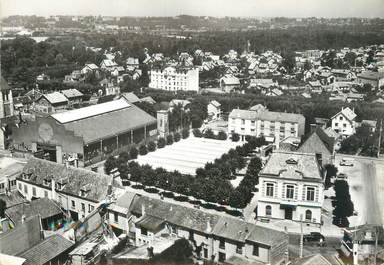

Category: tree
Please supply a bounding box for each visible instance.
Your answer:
[231,133,240,142]
[174,132,181,142]
[333,179,354,227]
[166,134,174,145]
[324,164,338,189]
[148,141,157,152]
[217,131,227,140]
[0,199,6,218]
[281,51,296,74]
[181,128,190,139]
[129,147,139,159]
[246,157,263,184]
[193,129,202,137]
[139,144,148,156]
[104,156,117,175]
[157,137,166,148]
[118,152,130,163]
[203,128,215,139]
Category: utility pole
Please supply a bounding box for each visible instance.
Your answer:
[374,226,379,265]
[300,214,304,258]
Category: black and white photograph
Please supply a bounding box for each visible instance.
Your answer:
[0,0,384,264]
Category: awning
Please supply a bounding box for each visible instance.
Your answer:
[279,204,297,210]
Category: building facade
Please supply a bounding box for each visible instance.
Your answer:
[228,108,306,142]
[149,66,199,92]
[257,151,325,226]
[331,107,357,137]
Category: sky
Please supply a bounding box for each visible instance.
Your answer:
[1,0,384,18]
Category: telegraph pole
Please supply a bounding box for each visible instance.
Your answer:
[377,119,382,158]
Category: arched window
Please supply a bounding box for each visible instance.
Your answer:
[266,205,272,216]
[305,210,312,221]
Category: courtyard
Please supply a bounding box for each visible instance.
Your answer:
[135,136,242,175]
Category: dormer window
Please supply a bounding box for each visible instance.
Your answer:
[56,177,68,191]
[43,178,52,187]
[80,184,91,197]
[23,172,32,180]
[286,158,298,165]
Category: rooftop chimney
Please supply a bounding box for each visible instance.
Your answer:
[141,204,146,217]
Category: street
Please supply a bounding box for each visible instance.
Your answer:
[335,154,384,226]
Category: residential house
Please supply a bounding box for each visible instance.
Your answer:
[36,73,50,82]
[220,75,240,92]
[361,120,377,133]
[109,194,289,265]
[257,151,325,226]
[60,89,83,106]
[149,66,199,92]
[34,92,68,114]
[307,81,323,94]
[0,157,25,195]
[357,71,384,88]
[297,127,335,165]
[331,69,356,81]
[81,63,99,75]
[331,107,357,137]
[64,70,83,83]
[228,108,306,142]
[126,57,140,71]
[100,59,118,71]
[16,157,113,221]
[265,88,283,97]
[207,100,221,120]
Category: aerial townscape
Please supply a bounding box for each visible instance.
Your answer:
[1,0,384,265]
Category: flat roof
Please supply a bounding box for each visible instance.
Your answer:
[51,98,130,124]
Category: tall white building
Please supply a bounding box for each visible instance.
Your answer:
[149,66,199,92]
[228,107,306,142]
[257,151,325,226]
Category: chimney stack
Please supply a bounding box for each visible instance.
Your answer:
[141,204,146,217]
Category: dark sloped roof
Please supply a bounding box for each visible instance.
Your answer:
[135,215,165,232]
[19,234,74,265]
[21,157,113,202]
[5,198,63,225]
[298,128,334,155]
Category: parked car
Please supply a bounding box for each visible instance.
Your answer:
[303,232,326,244]
[340,158,354,166]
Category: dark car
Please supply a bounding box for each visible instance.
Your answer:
[303,232,326,245]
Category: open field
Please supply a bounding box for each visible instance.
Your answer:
[135,137,241,175]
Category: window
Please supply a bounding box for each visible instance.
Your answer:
[305,210,312,221]
[141,227,148,236]
[306,187,315,201]
[219,239,225,249]
[343,123,347,128]
[236,243,243,254]
[286,185,295,199]
[251,120,255,126]
[253,244,259,256]
[89,205,94,213]
[81,203,85,212]
[32,187,36,196]
[114,212,118,223]
[241,119,245,125]
[340,116,343,120]
[10,180,16,187]
[18,183,22,190]
[204,248,208,258]
[266,205,272,216]
[24,185,28,194]
[0,183,4,191]
[335,122,339,127]
[266,183,274,197]
[71,200,76,208]
[44,190,48,198]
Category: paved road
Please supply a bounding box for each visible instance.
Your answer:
[288,234,341,259]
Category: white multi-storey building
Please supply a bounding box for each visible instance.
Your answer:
[331,107,357,137]
[149,66,199,92]
[257,151,325,226]
[228,107,306,142]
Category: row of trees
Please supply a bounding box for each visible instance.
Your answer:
[116,136,265,208]
[192,128,228,141]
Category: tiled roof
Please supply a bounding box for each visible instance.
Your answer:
[84,63,99,70]
[210,100,221,107]
[298,127,334,155]
[229,109,305,124]
[121,92,141,103]
[50,99,156,143]
[135,215,164,232]
[260,151,323,181]
[332,107,356,121]
[19,234,74,265]
[0,191,27,208]
[60,89,83,99]
[140,96,156,104]
[40,92,68,105]
[5,198,63,225]
[129,196,286,246]
[20,157,113,202]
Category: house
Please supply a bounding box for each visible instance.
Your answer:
[228,108,306,142]
[18,234,74,265]
[64,70,83,83]
[36,73,50,82]
[5,198,64,231]
[257,151,324,226]
[346,93,365,102]
[265,88,283,97]
[149,66,199,92]
[361,120,377,133]
[331,107,357,137]
[0,156,25,195]
[60,89,83,106]
[34,92,68,114]
[81,63,99,75]
[220,75,240,92]
[121,92,141,104]
[356,71,384,88]
[207,100,221,120]
[140,96,156,105]
[108,193,289,265]
[331,69,356,81]
[307,81,323,93]
[126,57,140,71]
[297,127,335,165]
[16,157,113,221]
[249,79,277,89]
[100,59,118,71]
